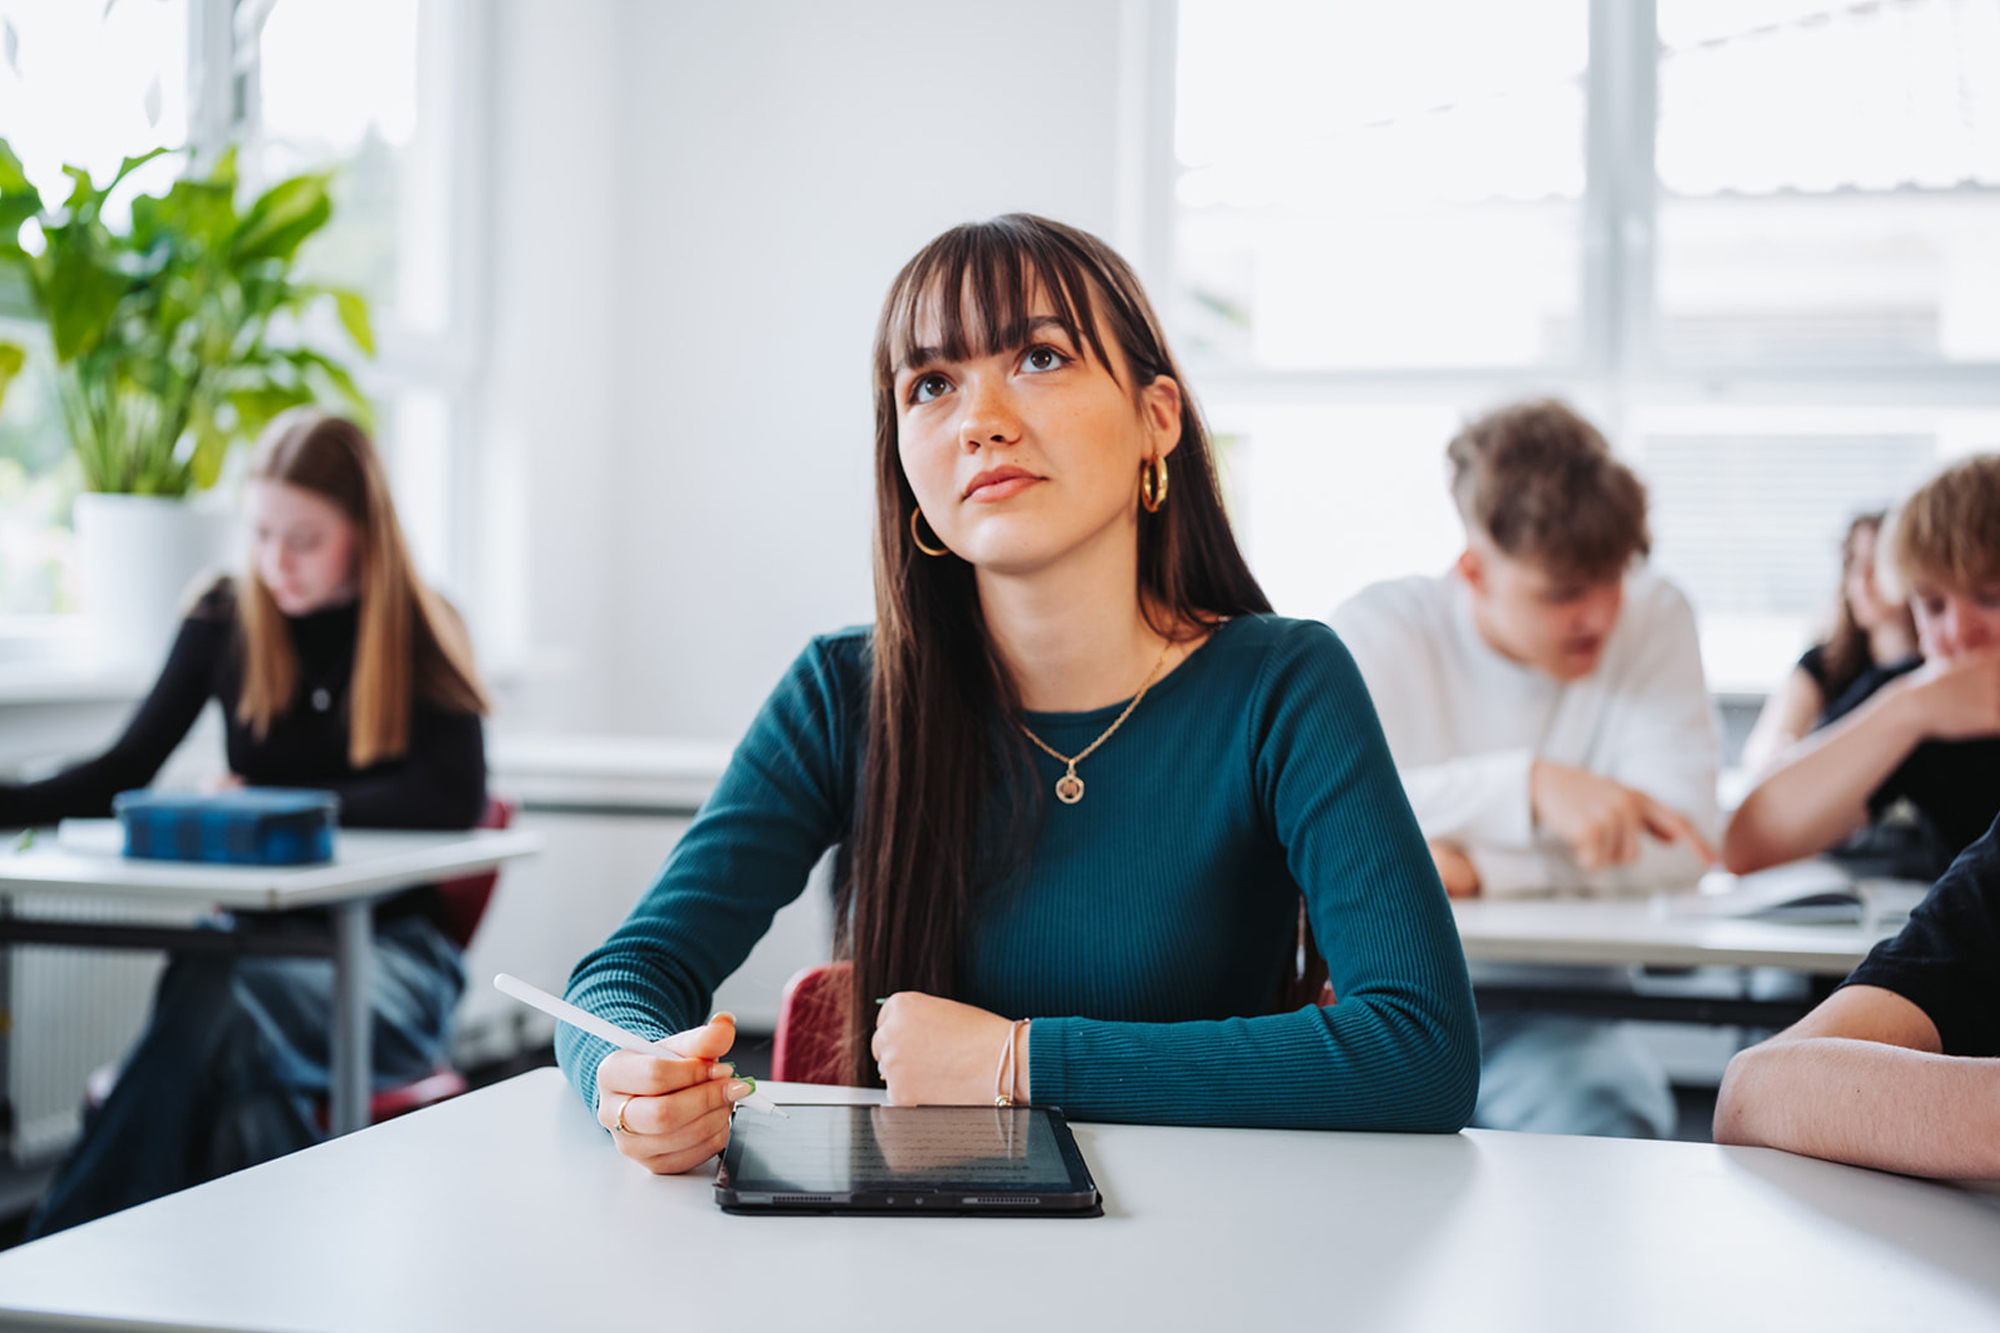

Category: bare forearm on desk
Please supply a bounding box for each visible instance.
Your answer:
[1716,986,2000,1178]
[1715,1036,2000,1178]
[1721,688,1923,872]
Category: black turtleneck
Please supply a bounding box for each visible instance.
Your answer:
[0,577,486,846]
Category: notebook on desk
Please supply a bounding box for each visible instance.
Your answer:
[1690,861,1928,927]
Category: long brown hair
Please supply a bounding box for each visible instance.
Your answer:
[237,411,488,768]
[837,214,1270,1082]
[1818,511,1915,704]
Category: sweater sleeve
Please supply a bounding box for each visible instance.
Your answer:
[555,636,858,1110]
[0,614,221,827]
[323,705,487,830]
[1398,750,1538,849]
[1564,580,1721,896]
[1029,622,1481,1132]
[1329,586,1535,850]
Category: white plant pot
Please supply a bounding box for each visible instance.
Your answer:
[73,493,235,673]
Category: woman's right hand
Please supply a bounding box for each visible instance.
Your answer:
[593,1014,759,1174]
[1901,649,2000,741]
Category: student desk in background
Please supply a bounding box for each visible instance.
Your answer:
[1453,894,1900,1028]
[0,1070,1994,1332]
[0,822,542,1142]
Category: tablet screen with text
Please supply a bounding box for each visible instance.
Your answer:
[714,1104,1099,1216]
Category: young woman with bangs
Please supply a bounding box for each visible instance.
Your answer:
[1,411,489,1236]
[559,215,1478,1171]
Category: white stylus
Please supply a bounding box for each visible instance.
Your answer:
[493,972,788,1118]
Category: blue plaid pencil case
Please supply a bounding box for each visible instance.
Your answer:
[113,789,341,865]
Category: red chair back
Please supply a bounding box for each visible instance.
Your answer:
[434,797,515,950]
[772,961,857,1086]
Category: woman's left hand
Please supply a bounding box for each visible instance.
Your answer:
[872,992,1026,1106]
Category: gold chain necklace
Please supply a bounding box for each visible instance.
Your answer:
[1018,638,1174,806]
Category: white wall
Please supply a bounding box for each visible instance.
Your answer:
[482,0,1135,741]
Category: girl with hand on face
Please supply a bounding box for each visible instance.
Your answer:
[561,215,1478,1171]
[1725,457,2000,877]
[2,411,489,1238]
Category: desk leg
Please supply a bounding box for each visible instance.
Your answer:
[329,901,374,1137]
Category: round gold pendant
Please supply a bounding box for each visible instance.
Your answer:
[1054,773,1084,805]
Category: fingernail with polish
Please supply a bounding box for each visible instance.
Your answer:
[726,1078,756,1100]
[874,997,888,1006]
[708,1062,735,1079]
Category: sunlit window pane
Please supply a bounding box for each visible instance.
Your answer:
[1655,0,2000,364]
[255,0,452,336]
[1175,0,1587,370]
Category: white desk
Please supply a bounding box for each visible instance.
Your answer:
[1453,896,1889,975]
[0,824,542,1138]
[0,1069,1995,1332]
[1450,894,1902,1027]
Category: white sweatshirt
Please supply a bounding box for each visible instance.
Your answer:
[1329,569,1721,897]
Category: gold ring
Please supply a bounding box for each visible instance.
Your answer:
[612,1094,635,1134]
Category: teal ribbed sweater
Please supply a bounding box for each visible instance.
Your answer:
[557,615,1479,1131]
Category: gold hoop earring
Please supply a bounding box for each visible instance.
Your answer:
[1140,455,1169,513]
[910,507,951,557]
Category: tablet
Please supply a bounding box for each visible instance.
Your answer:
[715,1103,1101,1216]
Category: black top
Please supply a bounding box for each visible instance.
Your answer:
[0,580,486,927]
[1844,814,2000,1056]
[1802,644,1923,728]
[1799,652,2000,868]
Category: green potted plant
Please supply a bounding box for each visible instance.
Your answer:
[0,142,373,669]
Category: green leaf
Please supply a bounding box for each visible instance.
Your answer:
[186,398,230,490]
[0,138,32,195]
[46,234,125,360]
[0,194,39,262]
[106,147,173,194]
[137,171,236,253]
[287,347,372,426]
[60,164,97,216]
[330,288,374,357]
[205,144,239,192]
[232,174,333,265]
[228,384,315,439]
[0,340,23,417]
